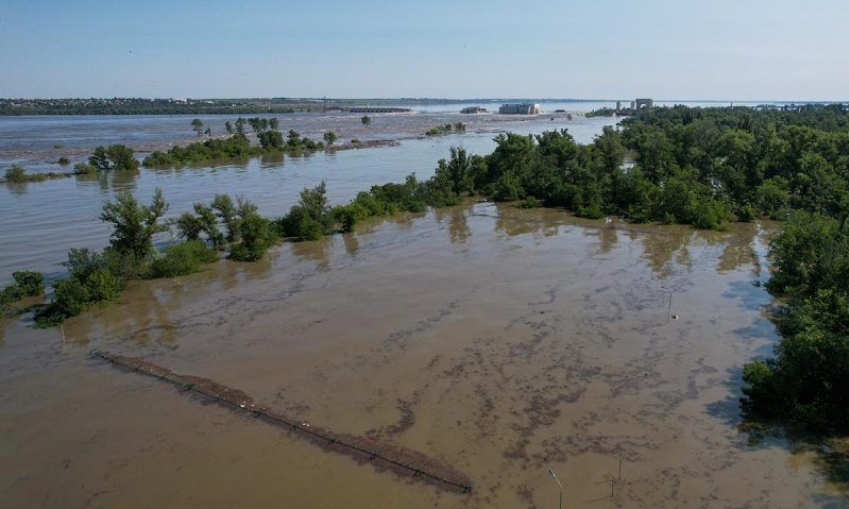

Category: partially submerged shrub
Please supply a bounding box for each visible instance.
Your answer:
[149,240,219,278]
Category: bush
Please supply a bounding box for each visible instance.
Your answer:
[34,265,124,327]
[89,144,139,171]
[332,205,359,233]
[228,214,275,261]
[4,165,27,182]
[149,240,219,278]
[517,196,543,209]
[57,157,71,166]
[0,285,24,309]
[13,271,44,296]
[73,162,98,175]
[692,200,729,230]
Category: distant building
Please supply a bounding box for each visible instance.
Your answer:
[461,106,488,114]
[635,98,653,109]
[498,103,540,115]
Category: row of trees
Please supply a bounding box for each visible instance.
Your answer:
[144,119,330,167]
[31,187,279,326]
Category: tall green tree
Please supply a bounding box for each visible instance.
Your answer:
[99,188,169,261]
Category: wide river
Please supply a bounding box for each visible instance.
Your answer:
[2,102,846,508]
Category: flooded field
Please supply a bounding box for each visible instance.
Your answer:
[2,204,845,508]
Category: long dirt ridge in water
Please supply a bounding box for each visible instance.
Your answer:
[90,350,473,494]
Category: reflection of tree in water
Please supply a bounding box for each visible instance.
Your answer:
[242,252,274,280]
[494,214,542,237]
[586,225,618,254]
[4,181,28,196]
[260,152,284,167]
[391,211,424,230]
[290,236,333,267]
[448,210,471,244]
[342,233,359,255]
[640,228,693,278]
[76,168,140,193]
[716,223,757,274]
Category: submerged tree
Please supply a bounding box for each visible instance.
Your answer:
[323,131,337,146]
[191,118,204,136]
[99,188,169,261]
[89,144,140,172]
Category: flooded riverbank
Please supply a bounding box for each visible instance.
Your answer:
[1,204,845,508]
[0,112,618,284]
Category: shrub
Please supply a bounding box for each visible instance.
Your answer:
[57,157,71,166]
[692,200,729,230]
[89,144,139,171]
[517,196,543,209]
[34,264,124,327]
[149,240,218,278]
[228,214,275,261]
[13,271,44,296]
[73,162,98,175]
[4,165,27,182]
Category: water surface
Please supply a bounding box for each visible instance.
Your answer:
[1,206,844,508]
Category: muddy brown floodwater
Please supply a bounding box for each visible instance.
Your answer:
[1,203,846,509]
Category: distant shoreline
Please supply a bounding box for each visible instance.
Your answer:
[0,97,616,117]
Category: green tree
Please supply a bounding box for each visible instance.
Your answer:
[4,165,27,182]
[361,115,372,126]
[323,131,337,146]
[99,188,169,261]
[225,120,234,134]
[269,118,280,131]
[191,118,204,136]
[89,145,139,171]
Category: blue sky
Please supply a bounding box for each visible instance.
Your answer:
[1,0,847,100]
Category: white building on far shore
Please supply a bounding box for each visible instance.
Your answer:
[498,103,540,115]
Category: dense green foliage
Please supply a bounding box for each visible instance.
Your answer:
[34,249,126,326]
[143,134,258,167]
[34,190,218,326]
[323,131,337,146]
[149,240,219,278]
[3,165,47,183]
[100,188,169,262]
[742,212,849,433]
[89,144,140,171]
[143,121,324,167]
[1,164,75,184]
[0,98,309,116]
[191,118,204,136]
[1,271,45,310]
[176,194,277,261]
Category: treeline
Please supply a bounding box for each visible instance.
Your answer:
[348,103,844,232]
[143,118,326,167]
[0,98,302,116]
[742,211,849,433]
[608,105,849,434]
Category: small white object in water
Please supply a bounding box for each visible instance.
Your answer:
[672,314,680,320]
